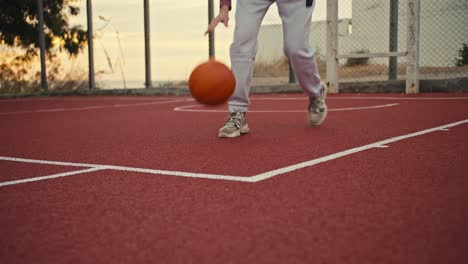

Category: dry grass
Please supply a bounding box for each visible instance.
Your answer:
[339,64,406,79]
[0,46,91,94]
[253,56,468,82]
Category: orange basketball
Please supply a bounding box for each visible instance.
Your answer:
[188,60,236,105]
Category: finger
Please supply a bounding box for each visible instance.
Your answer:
[204,25,213,35]
[204,20,219,35]
[204,26,211,35]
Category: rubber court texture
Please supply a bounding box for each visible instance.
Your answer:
[1,93,467,263]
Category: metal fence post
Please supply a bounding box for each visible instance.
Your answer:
[406,0,420,93]
[389,0,399,80]
[87,0,96,89]
[37,0,48,90]
[326,0,339,93]
[144,0,152,88]
[208,0,215,59]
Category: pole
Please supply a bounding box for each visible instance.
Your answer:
[37,0,48,90]
[326,0,339,93]
[389,0,399,80]
[87,0,96,89]
[144,0,152,88]
[406,0,420,93]
[208,0,215,58]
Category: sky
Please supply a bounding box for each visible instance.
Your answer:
[68,0,352,87]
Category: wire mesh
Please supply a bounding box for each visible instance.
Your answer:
[2,0,466,95]
[419,0,468,80]
[337,0,408,82]
[338,0,468,83]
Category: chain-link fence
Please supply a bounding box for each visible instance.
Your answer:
[337,0,467,83]
[0,9,89,94]
[82,1,223,90]
[419,0,468,80]
[1,0,213,93]
[337,0,408,82]
[254,0,468,86]
[1,0,466,95]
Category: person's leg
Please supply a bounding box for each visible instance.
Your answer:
[219,0,273,138]
[276,0,327,126]
[228,0,273,113]
[276,0,321,97]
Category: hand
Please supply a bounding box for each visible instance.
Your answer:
[205,5,230,35]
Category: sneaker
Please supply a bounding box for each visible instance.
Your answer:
[218,112,250,138]
[308,83,328,126]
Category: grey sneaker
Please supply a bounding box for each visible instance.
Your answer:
[218,112,250,138]
[308,83,328,126]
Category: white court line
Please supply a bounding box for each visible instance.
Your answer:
[250,119,468,182]
[0,118,467,187]
[174,103,400,113]
[0,156,104,168]
[0,167,104,187]
[0,99,193,115]
[2,95,465,104]
[0,97,189,103]
[0,156,253,184]
[326,97,468,100]
[249,96,468,100]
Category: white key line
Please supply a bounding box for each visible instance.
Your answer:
[0,167,104,187]
[248,97,468,100]
[0,118,467,186]
[0,99,192,115]
[0,156,253,185]
[174,103,400,113]
[250,119,468,182]
[0,97,191,103]
[374,145,390,148]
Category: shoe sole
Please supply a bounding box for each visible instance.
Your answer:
[309,83,328,127]
[309,106,328,127]
[218,126,250,138]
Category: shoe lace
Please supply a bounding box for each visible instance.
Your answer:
[309,97,325,113]
[224,112,244,128]
[309,84,326,113]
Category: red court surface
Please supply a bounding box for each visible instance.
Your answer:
[1,93,467,263]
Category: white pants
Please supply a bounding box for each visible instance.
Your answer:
[229,0,322,113]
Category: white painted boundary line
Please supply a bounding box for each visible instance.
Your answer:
[0,156,253,186]
[0,97,191,103]
[248,97,468,100]
[0,118,467,187]
[174,103,400,113]
[0,167,104,187]
[0,156,104,168]
[0,99,193,115]
[250,119,468,182]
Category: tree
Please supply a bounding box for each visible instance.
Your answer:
[0,0,87,60]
